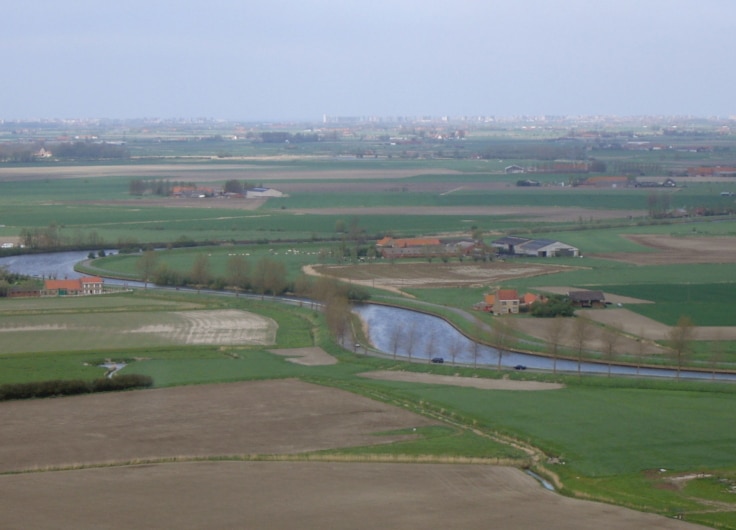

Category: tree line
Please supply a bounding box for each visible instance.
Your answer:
[136,251,369,346]
[136,251,370,302]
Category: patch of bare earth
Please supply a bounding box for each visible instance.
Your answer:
[0,380,437,474]
[130,309,277,345]
[0,164,459,182]
[594,234,736,265]
[306,261,574,296]
[269,347,337,365]
[292,205,647,222]
[360,370,564,391]
[0,462,704,530]
[0,379,703,530]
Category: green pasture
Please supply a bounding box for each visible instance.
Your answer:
[602,282,736,327]
[362,380,736,476]
[93,242,332,281]
[1,289,736,525]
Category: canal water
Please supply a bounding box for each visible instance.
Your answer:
[353,304,736,382]
[3,251,735,382]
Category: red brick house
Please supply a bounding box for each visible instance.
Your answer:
[44,276,104,296]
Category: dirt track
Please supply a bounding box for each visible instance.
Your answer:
[0,379,703,529]
[595,234,736,265]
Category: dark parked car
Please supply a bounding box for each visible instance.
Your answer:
[514,364,527,370]
[431,357,444,364]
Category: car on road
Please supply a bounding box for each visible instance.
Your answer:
[514,364,527,370]
[431,357,444,364]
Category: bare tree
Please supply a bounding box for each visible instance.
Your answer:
[571,316,590,377]
[494,314,515,370]
[292,273,314,307]
[226,255,250,294]
[190,254,211,289]
[546,316,566,374]
[324,293,351,346]
[405,322,418,362]
[708,331,725,380]
[449,335,463,365]
[601,325,621,377]
[668,316,695,380]
[390,325,403,360]
[136,250,159,289]
[252,257,287,298]
[471,318,485,368]
[425,328,437,362]
[635,327,647,375]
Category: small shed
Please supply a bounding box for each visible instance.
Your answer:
[568,290,606,308]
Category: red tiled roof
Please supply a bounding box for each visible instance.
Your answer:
[497,289,518,301]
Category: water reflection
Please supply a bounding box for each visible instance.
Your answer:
[0,251,96,279]
[3,251,735,382]
[353,304,736,382]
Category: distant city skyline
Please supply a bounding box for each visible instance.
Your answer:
[3,1,734,121]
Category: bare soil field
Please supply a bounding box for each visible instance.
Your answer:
[307,261,574,296]
[131,309,277,345]
[511,310,671,356]
[0,379,438,473]
[0,461,704,530]
[360,370,565,390]
[0,309,278,353]
[594,234,736,265]
[290,205,647,222]
[0,379,702,529]
[0,164,459,182]
[268,346,338,365]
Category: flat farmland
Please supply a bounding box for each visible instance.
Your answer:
[0,309,277,354]
[0,379,703,530]
[307,261,575,294]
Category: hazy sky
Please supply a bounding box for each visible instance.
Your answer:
[3,0,734,120]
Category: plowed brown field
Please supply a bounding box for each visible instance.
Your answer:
[0,379,702,529]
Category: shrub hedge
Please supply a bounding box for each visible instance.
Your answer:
[0,374,154,401]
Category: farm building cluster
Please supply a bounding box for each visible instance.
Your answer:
[171,186,283,199]
[491,237,579,258]
[5,276,107,298]
[375,236,579,260]
[475,289,607,315]
[375,237,485,260]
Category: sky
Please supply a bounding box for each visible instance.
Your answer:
[3,0,735,121]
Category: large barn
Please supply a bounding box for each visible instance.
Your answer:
[492,237,579,258]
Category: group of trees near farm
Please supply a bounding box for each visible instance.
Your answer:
[0,266,39,297]
[535,312,697,379]
[129,179,196,196]
[136,251,369,306]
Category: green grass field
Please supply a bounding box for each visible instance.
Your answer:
[1,290,734,526]
[3,144,736,527]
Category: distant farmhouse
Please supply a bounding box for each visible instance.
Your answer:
[476,289,539,314]
[246,187,284,198]
[491,236,579,258]
[170,185,283,199]
[505,165,525,174]
[687,166,736,177]
[475,289,606,314]
[44,277,104,296]
[171,186,216,198]
[7,276,106,299]
[576,176,631,188]
[376,237,480,260]
[568,290,606,308]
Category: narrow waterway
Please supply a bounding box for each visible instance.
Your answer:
[3,251,735,382]
[353,304,736,382]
